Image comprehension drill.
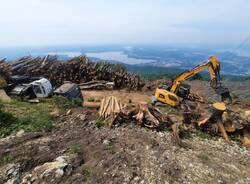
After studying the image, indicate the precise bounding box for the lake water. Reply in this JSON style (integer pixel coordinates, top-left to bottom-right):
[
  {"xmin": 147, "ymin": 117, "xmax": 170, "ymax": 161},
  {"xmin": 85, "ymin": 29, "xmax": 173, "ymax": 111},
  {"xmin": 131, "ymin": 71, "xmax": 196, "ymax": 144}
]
[
  {"xmin": 46, "ymin": 51, "xmax": 82, "ymax": 58},
  {"xmin": 85, "ymin": 51, "xmax": 156, "ymax": 65}
]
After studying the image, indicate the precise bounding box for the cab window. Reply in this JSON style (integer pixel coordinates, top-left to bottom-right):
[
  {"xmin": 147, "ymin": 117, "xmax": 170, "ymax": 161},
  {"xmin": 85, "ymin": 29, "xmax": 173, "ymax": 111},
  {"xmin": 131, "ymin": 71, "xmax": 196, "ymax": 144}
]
[
  {"xmin": 33, "ymin": 85, "xmax": 42, "ymax": 94},
  {"xmin": 168, "ymin": 94, "xmax": 178, "ymax": 102},
  {"xmin": 41, "ymin": 86, "xmax": 46, "ymax": 94},
  {"xmin": 159, "ymin": 94, "xmax": 165, "ymax": 99}
]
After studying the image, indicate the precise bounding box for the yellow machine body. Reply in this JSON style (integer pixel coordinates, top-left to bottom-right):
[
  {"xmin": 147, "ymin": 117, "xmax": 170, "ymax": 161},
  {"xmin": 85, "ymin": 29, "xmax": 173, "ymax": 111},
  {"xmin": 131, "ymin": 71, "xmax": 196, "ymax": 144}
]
[{"xmin": 154, "ymin": 87, "xmax": 180, "ymax": 107}]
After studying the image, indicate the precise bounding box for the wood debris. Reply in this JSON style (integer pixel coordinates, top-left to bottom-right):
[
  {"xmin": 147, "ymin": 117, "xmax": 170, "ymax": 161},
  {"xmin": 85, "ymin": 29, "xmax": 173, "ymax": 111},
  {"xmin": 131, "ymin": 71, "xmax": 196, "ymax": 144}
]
[{"xmin": 181, "ymin": 102, "xmax": 250, "ymax": 146}]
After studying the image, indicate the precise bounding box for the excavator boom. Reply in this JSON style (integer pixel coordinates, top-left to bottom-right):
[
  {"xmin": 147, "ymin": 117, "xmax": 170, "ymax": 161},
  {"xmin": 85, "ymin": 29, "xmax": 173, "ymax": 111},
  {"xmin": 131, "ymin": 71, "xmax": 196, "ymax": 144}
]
[{"xmin": 170, "ymin": 55, "xmax": 221, "ymax": 93}]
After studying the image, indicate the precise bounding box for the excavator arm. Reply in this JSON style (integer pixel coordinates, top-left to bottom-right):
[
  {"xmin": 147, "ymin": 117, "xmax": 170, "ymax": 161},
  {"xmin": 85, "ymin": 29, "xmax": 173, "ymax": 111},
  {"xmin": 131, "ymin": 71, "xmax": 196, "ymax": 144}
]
[{"xmin": 170, "ymin": 55, "xmax": 221, "ymax": 93}]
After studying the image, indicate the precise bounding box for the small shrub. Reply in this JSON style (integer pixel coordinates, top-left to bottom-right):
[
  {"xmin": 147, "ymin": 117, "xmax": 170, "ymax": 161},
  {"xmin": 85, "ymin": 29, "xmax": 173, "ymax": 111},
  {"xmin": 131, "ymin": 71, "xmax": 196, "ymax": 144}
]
[
  {"xmin": 105, "ymin": 142, "xmax": 115, "ymax": 154},
  {"xmin": 72, "ymin": 98, "xmax": 84, "ymax": 106},
  {"xmin": 157, "ymin": 122, "xmax": 169, "ymax": 132},
  {"xmin": 69, "ymin": 144, "xmax": 81, "ymax": 154},
  {"xmin": 162, "ymin": 106, "xmax": 176, "ymax": 113},
  {"xmin": 0, "ymin": 154, "xmax": 14, "ymax": 165},
  {"xmin": 95, "ymin": 99, "xmax": 101, "ymax": 102},
  {"xmin": 144, "ymin": 127, "xmax": 150, "ymax": 132},
  {"xmin": 96, "ymin": 119, "xmax": 105, "ymax": 128},
  {"xmin": 128, "ymin": 99, "xmax": 132, "ymax": 103},
  {"xmin": 52, "ymin": 96, "xmax": 83, "ymax": 109},
  {"xmin": 82, "ymin": 167, "xmax": 93, "ymax": 177},
  {"xmin": 194, "ymin": 130, "xmax": 217, "ymax": 140},
  {"xmin": 179, "ymin": 130, "xmax": 193, "ymax": 139},
  {"xmin": 87, "ymin": 97, "xmax": 95, "ymax": 102},
  {"xmin": 197, "ymin": 153, "xmax": 210, "ymax": 162}
]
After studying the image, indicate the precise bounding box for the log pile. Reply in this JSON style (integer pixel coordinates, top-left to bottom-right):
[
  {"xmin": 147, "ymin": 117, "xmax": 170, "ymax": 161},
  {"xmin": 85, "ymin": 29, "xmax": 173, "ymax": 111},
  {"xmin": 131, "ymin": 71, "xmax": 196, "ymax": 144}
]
[
  {"xmin": 79, "ymin": 80, "xmax": 115, "ymax": 90},
  {"xmin": 98, "ymin": 97, "xmax": 182, "ymax": 141},
  {"xmin": 0, "ymin": 58, "xmax": 11, "ymax": 80},
  {"xmin": 8, "ymin": 55, "xmax": 143, "ymax": 90},
  {"xmin": 99, "ymin": 96, "xmax": 124, "ymax": 119},
  {"xmin": 0, "ymin": 59, "xmax": 11, "ymax": 88}
]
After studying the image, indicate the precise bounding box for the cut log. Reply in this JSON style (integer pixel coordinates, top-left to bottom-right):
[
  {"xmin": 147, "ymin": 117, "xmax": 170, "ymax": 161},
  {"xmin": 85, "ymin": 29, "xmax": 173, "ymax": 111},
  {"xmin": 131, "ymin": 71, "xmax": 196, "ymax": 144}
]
[
  {"xmin": 218, "ymin": 121, "xmax": 230, "ymax": 143},
  {"xmin": 83, "ymin": 101, "xmax": 101, "ymax": 108},
  {"xmin": 99, "ymin": 96, "xmax": 123, "ymax": 119}
]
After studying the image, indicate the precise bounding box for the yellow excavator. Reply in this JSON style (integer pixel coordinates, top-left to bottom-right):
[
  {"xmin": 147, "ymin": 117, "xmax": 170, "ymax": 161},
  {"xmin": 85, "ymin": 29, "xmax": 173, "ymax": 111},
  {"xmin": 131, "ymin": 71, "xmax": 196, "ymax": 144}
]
[{"xmin": 152, "ymin": 55, "xmax": 232, "ymax": 107}]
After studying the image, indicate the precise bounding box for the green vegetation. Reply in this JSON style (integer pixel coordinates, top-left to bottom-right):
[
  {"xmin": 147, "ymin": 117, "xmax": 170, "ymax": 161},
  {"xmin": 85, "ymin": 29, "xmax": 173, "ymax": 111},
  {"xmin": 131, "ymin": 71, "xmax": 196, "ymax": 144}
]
[
  {"xmin": 157, "ymin": 122, "xmax": 169, "ymax": 132},
  {"xmin": 82, "ymin": 167, "xmax": 95, "ymax": 178},
  {"xmin": 105, "ymin": 142, "xmax": 115, "ymax": 154},
  {"xmin": 87, "ymin": 97, "xmax": 95, "ymax": 102},
  {"xmin": 95, "ymin": 119, "xmax": 105, "ymax": 128},
  {"xmin": 194, "ymin": 129, "xmax": 218, "ymax": 140},
  {"xmin": 180, "ymin": 129, "xmax": 218, "ymax": 140},
  {"xmin": 0, "ymin": 154, "xmax": 14, "ymax": 165},
  {"xmin": 179, "ymin": 130, "xmax": 193, "ymax": 139},
  {"xmin": 197, "ymin": 153, "xmax": 210, "ymax": 162},
  {"xmin": 52, "ymin": 96, "xmax": 83, "ymax": 110},
  {"xmin": 162, "ymin": 106, "xmax": 176, "ymax": 113},
  {"xmin": 0, "ymin": 99, "xmax": 55, "ymax": 138},
  {"xmin": 141, "ymin": 73, "xmax": 177, "ymax": 81},
  {"xmin": 69, "ymin": 144, "xmax": 82, "ymax": 154},
  {"xmin": 141, "ymin": 72, "xmax": 209, "ymax": 82},
  {"xmin": 0, "ymin": 96, "xmax": 82, "ymax": 138}
]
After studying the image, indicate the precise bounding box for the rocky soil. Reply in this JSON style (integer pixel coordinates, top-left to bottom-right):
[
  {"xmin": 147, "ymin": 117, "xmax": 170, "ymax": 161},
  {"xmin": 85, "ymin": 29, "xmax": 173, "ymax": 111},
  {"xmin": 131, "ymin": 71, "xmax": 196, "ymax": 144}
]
[{"xmin": 1, "ymin": 107, "xmax": 250, "ymax": 184}]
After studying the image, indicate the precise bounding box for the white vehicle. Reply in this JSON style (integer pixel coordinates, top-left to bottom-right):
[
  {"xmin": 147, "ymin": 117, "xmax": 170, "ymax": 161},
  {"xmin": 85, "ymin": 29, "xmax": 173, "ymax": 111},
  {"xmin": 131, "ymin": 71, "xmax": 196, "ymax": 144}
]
[
  {"xmin": 30, "ymin": 78, "xmax": 53, "ymax": 98},
  {"xmin": 8, "ymin": 77, "xmax": 53, "ymax": 99}
]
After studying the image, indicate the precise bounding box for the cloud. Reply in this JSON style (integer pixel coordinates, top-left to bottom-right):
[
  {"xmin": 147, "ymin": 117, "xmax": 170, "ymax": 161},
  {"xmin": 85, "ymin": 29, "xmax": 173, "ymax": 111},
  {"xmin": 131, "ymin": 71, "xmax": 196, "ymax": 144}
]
[{"xmin": 0, "ymin": 0, "xmax": 249, "ymax": 46}]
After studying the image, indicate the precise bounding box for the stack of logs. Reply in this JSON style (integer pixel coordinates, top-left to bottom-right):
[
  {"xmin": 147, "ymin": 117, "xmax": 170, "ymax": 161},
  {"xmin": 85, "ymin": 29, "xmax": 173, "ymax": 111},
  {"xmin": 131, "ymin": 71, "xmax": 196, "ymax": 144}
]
[
  {"xmin": 4, "ymin": 55, "xmax": 144, "ymax": 90},
  {"xmin": 0, "ymin": 58, "xmax": 11, "ymax": 80}
]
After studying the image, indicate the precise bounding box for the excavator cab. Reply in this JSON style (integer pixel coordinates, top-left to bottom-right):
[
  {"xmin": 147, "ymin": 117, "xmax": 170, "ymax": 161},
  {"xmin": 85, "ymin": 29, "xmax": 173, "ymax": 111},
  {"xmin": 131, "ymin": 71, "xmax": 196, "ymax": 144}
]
[
  {"xmin": 176, "ymin": 83, "xmax": 191, "ymax": 99},
  {"xmin": 153, "ymin": 87, "xmax": 180, "ymax": 107},
  {"xmin": 152, "ymin": 82, "xmax": 191, "ymax": 107}
]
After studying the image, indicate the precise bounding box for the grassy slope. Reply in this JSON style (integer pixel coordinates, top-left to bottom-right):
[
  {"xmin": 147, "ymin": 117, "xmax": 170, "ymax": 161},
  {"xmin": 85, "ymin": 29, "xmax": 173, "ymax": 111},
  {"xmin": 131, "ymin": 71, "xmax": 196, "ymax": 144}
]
[{"xmin": 0, "ymin": 97, "xmax": 82, "ymax": 138}]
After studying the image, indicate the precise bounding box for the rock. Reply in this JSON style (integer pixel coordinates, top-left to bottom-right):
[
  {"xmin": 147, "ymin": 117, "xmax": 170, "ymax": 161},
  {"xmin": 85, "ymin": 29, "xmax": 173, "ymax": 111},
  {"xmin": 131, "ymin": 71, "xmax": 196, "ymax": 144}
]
[
  {"xmin": 103, "ymin": 139, "xmax": 110, "ymax": 145},
  {"xmin": 16, "ymin": 130, "xmax": 25, "ymax": 137},
  {"xmin": 5, "ymin": 177, "xmax": 20, "ymax": 184},
  {"xmin": 0, "ymin": 89, "xmax": 11, "ymax": 102},
  {"xmin": 245, "ymin": 111, "xmax": 250, "ymax": 118},
  {"xmin": 78, "ymin": 114, "xmax": 86, "ymax": 121},
  {"xmin": 21, "ymin": 155, "xmax": 75, "ymax": 184},
  {"xmin": 0, "ymin": 164, "xmax": 20, "ymax": 184}
]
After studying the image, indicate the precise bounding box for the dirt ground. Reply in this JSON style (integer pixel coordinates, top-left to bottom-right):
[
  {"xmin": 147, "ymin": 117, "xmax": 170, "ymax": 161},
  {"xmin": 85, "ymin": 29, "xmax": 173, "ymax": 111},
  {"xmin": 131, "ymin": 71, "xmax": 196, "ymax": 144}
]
[
  {"xmin": 1, "ymin": 80, "xmax": 250, "ymax": 184},
  {"xmin": 1, "ymin": 108, "xmax": 250, "ymax": 184},
  {"xmin": 83, "ymin": 90, "xmax": 152, "ymax": 104}
]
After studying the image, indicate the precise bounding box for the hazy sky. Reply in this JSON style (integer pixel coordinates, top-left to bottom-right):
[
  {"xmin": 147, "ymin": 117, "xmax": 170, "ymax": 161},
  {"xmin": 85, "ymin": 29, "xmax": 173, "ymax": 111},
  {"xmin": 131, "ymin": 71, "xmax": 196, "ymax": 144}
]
[{"xmin": 0, "ymin": 0, "xmax": 249, "ymax": 47}]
